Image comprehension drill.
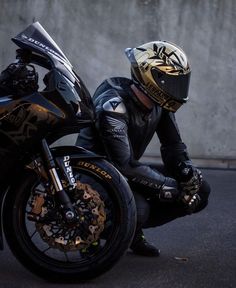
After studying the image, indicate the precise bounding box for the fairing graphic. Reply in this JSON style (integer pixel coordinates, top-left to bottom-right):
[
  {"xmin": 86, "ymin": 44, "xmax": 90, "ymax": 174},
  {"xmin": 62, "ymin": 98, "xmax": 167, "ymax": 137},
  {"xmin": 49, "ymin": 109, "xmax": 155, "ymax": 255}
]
[{"xmin": 0, "ymin": 22, "xmax": 94, "ymax": 154}]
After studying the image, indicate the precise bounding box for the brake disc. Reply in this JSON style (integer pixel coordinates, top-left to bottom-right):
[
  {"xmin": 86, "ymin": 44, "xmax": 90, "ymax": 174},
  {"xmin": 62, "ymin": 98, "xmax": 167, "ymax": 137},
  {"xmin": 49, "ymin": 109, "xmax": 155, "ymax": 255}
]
[{"xmin": 28, "ymin": 180, "xmax": 106, "ymax": 252}]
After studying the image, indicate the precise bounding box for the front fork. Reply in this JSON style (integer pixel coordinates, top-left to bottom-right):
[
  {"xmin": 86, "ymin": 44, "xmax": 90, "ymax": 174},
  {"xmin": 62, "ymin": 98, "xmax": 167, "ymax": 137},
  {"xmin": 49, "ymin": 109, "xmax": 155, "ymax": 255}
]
[{"xmin": 41, "ymin": 139, "xmax": 76, "ymax": 221}]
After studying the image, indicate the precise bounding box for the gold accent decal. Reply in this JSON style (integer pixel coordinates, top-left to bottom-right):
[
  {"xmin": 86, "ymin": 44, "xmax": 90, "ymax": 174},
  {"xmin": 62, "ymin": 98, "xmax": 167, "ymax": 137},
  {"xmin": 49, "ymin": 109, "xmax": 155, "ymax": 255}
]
[{"xmin": 77, "ymin": 161, "xmax": 112, "ymax": 179}]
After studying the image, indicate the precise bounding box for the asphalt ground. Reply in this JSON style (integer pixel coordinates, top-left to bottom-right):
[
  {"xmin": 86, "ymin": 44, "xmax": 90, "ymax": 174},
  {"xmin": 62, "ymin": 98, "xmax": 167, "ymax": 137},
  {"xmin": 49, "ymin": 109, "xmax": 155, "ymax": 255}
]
[{"xmin": 0, "ymin": 168, "xmax": 235, "ymax": 288}]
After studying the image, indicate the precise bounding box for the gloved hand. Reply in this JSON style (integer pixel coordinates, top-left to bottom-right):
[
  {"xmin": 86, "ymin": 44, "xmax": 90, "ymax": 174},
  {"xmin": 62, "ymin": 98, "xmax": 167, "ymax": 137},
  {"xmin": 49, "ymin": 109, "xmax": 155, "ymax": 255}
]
[
  {"xmin": 158, "ymin": 175, "xmax": 201, "ymax": 214},
  {"xmin": 0, "ymin": 62, "xmax": 38, "ymax": 96},
  {"xmin": 181, "ymin": 192, "xmax": 202, "ymax": 214},
  {"xmin": 177, "ymin": 162, "xmax": 203, "ymax": 195},
  {"xmin": 158, "ymin": 177, "xmax": 180, "ymax": 202}
]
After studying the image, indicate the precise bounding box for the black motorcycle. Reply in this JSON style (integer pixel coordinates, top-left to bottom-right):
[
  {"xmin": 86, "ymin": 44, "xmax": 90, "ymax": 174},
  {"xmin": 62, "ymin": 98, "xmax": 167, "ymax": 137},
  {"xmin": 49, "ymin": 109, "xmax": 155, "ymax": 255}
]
[{"xmin": 0, "ymin": 22, "xmax": 136, "ymax": 281}]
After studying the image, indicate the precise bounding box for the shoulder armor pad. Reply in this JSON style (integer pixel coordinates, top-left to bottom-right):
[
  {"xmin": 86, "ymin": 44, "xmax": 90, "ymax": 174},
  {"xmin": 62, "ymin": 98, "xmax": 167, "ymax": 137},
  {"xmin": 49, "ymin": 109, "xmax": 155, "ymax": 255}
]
[{"xmin": 103, "ymin": 97, "xmax": 127, "ymax": 114}]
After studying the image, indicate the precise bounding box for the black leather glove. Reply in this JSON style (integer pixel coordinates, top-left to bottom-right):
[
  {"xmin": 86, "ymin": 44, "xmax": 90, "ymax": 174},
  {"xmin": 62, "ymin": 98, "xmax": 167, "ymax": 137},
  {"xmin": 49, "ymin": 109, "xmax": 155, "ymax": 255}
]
[
  {"xmin": 0, "ymin": 63, "xmax": 38, "ymax": 96},
  {"xmin": 181, "ymin": 192, "xmax": 202, "ymax": 214},
  {"xmin": 177, "ymin": 162, "xmax": 202, "ymax": 195},
  {"xmin": 175, "ymin": 162, "xmax": 203, "ymax": 213},
  {"xmin": 158, "ymin": 177, "xmax": 181, "ymax": 202},
  {"xmin": 158, "ymin": 174, "xmax": 201, "ymax": 214}
]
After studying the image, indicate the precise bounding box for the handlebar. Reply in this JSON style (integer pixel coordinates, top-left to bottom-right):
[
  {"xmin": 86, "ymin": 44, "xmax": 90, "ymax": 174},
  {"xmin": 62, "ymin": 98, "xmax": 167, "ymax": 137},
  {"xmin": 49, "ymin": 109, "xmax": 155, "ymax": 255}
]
[
  {"xmin": 16, "ymin": 49, "xmax": 32, "ymax": 64},
  {"xmin": 15, "ymin": 49, "xmax": 51, "ymax": 70}
]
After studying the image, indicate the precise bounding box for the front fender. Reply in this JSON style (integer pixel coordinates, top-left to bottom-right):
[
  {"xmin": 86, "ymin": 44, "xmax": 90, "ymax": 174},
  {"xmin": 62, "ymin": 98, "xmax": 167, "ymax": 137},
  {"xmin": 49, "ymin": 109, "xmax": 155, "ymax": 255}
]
[
  {"xmin": 51, "ymin": 145, "xmax": 106, "ymax": 187},
  {"xmin": 51, "ymin": 145, "xmax": 105, "ymax": 160}
]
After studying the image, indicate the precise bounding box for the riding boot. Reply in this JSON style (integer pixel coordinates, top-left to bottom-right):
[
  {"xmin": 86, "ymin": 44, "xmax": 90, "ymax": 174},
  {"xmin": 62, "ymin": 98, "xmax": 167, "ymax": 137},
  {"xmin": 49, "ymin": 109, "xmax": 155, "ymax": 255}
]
[{"xmin": 130, "ymin": 229, "xmax": 160, "ymax": 257}]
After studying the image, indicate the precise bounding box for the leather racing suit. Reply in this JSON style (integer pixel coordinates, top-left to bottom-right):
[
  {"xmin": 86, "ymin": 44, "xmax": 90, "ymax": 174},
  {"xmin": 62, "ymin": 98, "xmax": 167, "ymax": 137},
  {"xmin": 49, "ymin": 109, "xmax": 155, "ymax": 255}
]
[
  {"xmin": 77, "ymin": 77, "xmax": 210, "ymax": 227},
  {"xmin": 78, "ymin": 77, "xmax": 190, "ymax": 189}
]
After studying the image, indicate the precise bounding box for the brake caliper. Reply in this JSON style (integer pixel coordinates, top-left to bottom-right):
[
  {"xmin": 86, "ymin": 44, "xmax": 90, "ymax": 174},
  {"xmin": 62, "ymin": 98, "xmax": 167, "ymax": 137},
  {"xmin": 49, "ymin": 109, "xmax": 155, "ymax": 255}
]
[{"xmin": 28, "ymin": 180, "xmax": 106, "ymax": 252}]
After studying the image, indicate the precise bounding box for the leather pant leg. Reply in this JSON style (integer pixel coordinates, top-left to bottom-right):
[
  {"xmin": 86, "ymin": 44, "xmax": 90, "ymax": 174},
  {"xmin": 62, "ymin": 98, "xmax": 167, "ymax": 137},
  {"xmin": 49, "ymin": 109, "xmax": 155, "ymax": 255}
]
[{"xmin": 131, "ymin": 164, "xmax": 211, "ymax": 229}]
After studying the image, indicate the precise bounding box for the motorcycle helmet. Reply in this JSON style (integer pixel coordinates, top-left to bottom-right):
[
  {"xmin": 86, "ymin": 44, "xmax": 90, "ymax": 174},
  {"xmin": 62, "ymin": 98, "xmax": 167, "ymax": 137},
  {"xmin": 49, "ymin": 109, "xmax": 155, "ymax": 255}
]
[{"xmin": 125, "ymin": 41, "xmax": 191, "ymax": 112}]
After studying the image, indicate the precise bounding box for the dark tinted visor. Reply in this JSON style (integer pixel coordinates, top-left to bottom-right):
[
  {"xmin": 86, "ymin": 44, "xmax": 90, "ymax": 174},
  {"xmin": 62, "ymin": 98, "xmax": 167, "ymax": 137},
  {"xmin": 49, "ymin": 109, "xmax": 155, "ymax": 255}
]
[{"xmin": 151, "ymin": 68, "xmax": 191, "ymax": 103}]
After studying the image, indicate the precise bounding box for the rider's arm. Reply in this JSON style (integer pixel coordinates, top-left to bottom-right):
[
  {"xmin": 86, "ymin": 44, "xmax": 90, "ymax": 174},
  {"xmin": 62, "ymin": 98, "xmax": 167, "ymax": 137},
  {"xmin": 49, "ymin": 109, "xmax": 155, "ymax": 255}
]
[
  {"xmin": 156, "ymin": 110, "xmax": 192, "ymax": 175},
  {"xmin": 156, "ymin": 110, "xmax": 202, "ymax": 193}
]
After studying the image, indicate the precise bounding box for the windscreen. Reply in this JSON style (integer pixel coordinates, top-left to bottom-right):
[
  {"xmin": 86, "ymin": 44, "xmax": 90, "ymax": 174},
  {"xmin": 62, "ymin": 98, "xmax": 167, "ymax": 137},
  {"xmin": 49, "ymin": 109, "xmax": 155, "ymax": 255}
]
[
  {"xmin": 11, "ymin": 22, "xmax": 94, "ymax": 120},
  {"xmin": 12, "ymin": 22, "xmax": 75, "ymax": 79}
]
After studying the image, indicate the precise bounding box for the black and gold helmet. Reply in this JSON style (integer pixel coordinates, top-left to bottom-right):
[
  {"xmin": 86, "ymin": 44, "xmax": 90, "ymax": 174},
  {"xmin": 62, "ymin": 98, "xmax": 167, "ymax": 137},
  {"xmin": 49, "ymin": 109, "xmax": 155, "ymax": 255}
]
[{"xmin": 125, "ymin": 41, "xmax": 191, "ymax": 112}]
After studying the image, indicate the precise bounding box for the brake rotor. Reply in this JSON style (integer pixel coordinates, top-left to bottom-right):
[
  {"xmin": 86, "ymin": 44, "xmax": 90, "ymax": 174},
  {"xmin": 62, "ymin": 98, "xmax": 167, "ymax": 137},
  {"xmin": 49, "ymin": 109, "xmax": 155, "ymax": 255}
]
[{"xmin": 28, "ymin": 180, "xmax": 106, "ymax": 252}]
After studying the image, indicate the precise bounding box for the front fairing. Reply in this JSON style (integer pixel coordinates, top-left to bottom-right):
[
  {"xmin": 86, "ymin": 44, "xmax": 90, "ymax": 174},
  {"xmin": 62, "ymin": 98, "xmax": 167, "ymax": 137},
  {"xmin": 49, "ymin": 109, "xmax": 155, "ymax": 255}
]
[
  {"xmin": 0, "ymin": 22, "xmax": 95, "ymax": 154},
  {"xmin": 0, "ymin": 70, "xmax": 93, "ymax": 153},
  {"xmin": 11, "ymin": 22, "xmax": 94, "ymax": 122},
  {"xmin": 0, "ymin": 90, "xmax": 65, "ymax": 153}
]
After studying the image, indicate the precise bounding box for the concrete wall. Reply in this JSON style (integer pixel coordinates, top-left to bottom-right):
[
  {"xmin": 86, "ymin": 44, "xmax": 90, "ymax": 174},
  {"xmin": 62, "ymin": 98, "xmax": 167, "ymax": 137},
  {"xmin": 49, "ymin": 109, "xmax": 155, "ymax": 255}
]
[{"xmin": 0, "ymin": 0, "xmax": 235, "ymax": 161}]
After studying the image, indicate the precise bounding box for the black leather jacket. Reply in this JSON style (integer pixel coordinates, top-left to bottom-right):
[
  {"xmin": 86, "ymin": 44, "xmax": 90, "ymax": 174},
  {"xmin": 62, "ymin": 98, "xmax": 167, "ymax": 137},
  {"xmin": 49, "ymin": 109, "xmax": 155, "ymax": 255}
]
[{"xmin": 77, "ymin": 77, "xmax": 192, "ymax": 191}]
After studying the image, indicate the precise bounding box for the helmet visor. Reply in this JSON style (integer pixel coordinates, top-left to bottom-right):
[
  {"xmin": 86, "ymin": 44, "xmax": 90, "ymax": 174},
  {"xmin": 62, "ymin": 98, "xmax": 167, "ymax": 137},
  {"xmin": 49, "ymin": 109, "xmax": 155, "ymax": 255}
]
[{"xmin": 151, "ymin": 68, "xmax": 191, "ymax": 103}]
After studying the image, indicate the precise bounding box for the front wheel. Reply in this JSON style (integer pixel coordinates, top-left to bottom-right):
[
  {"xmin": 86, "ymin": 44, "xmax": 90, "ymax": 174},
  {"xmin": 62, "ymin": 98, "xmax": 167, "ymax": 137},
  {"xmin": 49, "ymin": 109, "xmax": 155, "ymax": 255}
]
[{"xmin": 3, "ymin": 159, "xmax": 136, "ymax": 282}]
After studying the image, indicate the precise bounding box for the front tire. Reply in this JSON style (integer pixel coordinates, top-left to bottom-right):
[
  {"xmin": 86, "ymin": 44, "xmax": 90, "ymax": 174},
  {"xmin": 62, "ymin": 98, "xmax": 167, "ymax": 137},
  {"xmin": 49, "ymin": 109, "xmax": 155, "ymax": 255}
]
[{"xmin": 3, "ymin": 159, "xmax": 136, "ymax": 282}]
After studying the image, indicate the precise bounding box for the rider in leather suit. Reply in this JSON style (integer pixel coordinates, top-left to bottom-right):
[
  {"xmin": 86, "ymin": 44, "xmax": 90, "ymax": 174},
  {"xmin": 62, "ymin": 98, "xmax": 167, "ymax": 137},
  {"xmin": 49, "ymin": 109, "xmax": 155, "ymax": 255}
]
[{"xmin": 77, "ymin": 41, "xmax": 211, "ymax": 257}]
